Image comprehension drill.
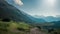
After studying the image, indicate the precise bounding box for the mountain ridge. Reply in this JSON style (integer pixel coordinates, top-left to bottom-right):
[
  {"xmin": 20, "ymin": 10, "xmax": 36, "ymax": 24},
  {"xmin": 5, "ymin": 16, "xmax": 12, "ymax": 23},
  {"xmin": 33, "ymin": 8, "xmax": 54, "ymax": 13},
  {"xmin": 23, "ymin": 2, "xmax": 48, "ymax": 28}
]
[
  {"xmin": 0, "ymin": 0, "xmax": 46, "ymax": 23},
  {"xmin": 34, "ymin": 15, "xmax": 60, "ymax": 22}
]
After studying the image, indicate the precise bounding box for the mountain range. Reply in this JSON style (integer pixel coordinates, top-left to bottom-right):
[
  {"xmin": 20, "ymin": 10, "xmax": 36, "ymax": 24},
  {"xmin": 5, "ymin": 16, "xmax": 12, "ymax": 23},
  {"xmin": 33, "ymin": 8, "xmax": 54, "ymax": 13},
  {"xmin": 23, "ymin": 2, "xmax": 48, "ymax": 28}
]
[
  {"xmin": 34, "ymin": 15, "xmax": 60, "ymax": 22},
  {"xmin": 0, "ymin": 0, "xmax": 46, "ymax": 23}
]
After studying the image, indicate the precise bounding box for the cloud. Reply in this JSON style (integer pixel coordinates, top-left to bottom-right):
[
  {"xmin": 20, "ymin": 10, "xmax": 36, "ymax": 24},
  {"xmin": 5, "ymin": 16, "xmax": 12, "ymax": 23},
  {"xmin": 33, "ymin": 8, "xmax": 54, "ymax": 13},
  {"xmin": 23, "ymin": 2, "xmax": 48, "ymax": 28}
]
[{"xmin": 13, "ymin": 0, "xmax": 23, "ymax": 6}]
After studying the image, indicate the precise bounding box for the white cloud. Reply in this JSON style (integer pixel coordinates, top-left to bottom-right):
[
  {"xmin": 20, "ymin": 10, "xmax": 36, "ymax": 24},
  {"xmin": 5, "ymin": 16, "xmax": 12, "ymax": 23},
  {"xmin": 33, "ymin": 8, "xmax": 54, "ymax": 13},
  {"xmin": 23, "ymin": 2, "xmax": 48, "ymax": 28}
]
[{"xmin": 13, "ymin": 0, "xmax": 23, "ymax": 6}]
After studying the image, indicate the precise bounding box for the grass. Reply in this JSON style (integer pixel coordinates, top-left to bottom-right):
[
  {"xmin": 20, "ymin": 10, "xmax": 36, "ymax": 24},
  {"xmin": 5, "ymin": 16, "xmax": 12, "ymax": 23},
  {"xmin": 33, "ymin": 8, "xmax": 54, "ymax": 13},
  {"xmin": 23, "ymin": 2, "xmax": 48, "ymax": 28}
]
[
  {"xmin": 0, "ymin": 20, "xmax": 60, "ymax": 34},
  {"xmin": 0, "ymin": 21, "xmax": 30, "ymax": 34}
]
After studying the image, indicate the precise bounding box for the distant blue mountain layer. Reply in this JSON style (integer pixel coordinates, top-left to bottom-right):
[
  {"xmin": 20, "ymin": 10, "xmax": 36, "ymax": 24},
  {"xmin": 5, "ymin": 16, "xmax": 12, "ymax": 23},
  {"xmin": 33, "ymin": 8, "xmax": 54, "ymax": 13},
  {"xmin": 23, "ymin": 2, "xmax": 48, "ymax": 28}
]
[{"xmin": 34, "ymin": 15, "xmax": 60, "ymax": 22}]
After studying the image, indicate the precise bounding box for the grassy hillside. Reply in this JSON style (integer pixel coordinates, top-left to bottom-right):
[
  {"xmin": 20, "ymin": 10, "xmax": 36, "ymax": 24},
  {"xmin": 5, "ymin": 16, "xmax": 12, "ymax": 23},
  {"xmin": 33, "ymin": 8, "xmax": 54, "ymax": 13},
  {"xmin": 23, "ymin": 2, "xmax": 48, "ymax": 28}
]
[
  {"xmin": 0, "ymin": 19, "xmax": 60, "ymax": 34},
  {"xmin": 0, "ymin": 21, "xmax": 31, "ymax": 34}
]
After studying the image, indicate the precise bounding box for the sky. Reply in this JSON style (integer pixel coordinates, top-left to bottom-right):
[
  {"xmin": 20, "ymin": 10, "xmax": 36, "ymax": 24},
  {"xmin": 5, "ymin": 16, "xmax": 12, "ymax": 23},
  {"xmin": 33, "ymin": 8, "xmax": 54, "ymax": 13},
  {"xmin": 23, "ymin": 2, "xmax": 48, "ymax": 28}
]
[{"xmin": 6, "ymin": 0, "xmax": 60, "ymax": 17}]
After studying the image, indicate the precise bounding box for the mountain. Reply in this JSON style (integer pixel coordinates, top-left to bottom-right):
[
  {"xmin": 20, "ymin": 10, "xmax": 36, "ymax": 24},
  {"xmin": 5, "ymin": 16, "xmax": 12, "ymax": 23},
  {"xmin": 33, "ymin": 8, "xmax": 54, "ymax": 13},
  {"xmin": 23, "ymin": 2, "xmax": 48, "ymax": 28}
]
[
  {"xmin": 0, "ymin": 0, "xmax": 46, "ymax": 23},
  {"xmin": 44, "ymin": 16, "xmax": 58, "ymax": 22},
  {"xmin": 44, "ymin": 16, "xmax": 60, "ymax": 22},
  {"xmin": 34, "ymin": 15, "xmax": 60, "ymax": 22},
  {"xmin": 33, "ymin": 17, "xmax": 46, "ymax": 23},
  {"xmin": 0, "ymin": 0, "xmax": 34, "ymax": 23}
]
